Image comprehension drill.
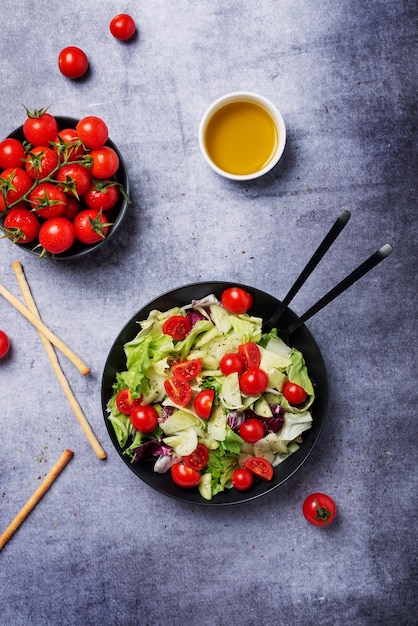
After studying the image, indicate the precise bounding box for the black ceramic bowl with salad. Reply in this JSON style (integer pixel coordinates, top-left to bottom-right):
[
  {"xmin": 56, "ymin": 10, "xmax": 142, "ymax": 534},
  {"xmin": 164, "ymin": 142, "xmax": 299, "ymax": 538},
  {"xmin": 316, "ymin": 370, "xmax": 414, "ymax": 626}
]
[
  {"xmin": 101, "ymin": 282, "xmax": 328, "ymax": 506},
  {"xmin": 0, "ymin": 113, "xmax": 129, "ymax": 261}
]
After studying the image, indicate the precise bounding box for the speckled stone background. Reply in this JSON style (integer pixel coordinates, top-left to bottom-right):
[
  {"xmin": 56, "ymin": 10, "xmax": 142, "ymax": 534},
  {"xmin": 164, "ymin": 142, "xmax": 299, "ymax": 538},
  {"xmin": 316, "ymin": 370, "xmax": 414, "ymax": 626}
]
[{"xmin": 0, "ymin": 1, "xmax": 417, "ymax": 625}]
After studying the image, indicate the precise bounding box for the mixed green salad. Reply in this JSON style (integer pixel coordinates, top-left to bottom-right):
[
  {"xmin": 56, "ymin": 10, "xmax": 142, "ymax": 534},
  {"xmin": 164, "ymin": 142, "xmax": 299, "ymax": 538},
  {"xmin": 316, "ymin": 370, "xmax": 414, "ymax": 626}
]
[{"xmin": 106, "ymin": 290, "xmax": 315, "ymax": 500}]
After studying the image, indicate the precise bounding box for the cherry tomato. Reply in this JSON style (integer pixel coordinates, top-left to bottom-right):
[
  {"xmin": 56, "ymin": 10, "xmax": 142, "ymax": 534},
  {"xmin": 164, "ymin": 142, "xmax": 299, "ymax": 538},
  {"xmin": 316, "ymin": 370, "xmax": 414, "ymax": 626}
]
[
  {"xmin": 0, "ymin": 167, "xmax": 33, "ymax": 208},
  {"xmin": 38, "ymin": 217, "xmax": 75, "ymax": 255},
  {"xmin": 56, "ymin": 163, "xmax": 91, "ymax": 198},
  {"xmin": 171, "ymin": 463, "xmax": 201, "ymax": 488},
  {"xmin": 84, "ymin": 181, "xmax": 120, "ymax": 211},
  {"xmin": 0, "ymin": 138, "xmax": 25, "ymax": 169},
  {"xmin": 219, "ymin": 352, "xmax": 244, "ymax": 375},
  {"xmin": 23, "ymin": 108, "xmax": 58, "ymax": 145},
  {"xmin": 110, "ymin": 14, "xmax": 136, "ymax": 41},
  {"xmin": 193, "ymin": 389, "xmax": 215, "ymax": 420},
  {"xmin": 73, "ymin": 208, "xmax": 111, "ymax": 244},
  {"xmin": 76, "ymin": 116, "xmax": 109, "ymax": 150},
  {"xmin": 115, "ymin": 389, "xmax": 143, "ymax": 415},
  {"xmin": 238, "ymin": 342, "xmax": 261, "ymax": 369},
  {"xmin": 302, "ymin": 493, "xmax": 337, "ymax": 527},
  {"xmin": 244, "ymin": 457, "xmax": 273, "ymax": 481},
  {"xmin": 221, "ymin": 286, "xmax": 253, "ymax": 314},
  {"xmin": 130, "ymin": 404, "xmax": 158, "ymax": 434},
  {"xmin": 183, "ymin": 443, "xmax": 209, "ymax": 471},
  {"xmin": 54, "ymin": 128, "xmax": 86, "ymax": 160},
  {"xmin": 0, "ymin": 329, "xmax": 11, "ymax": 359},
  {"xmin": 239, "ymin": 368, "xmax": 268, "ymax": 396},
  {"xmin": 58, "ymin": 46, "xmax": 88, "ymax": 79},
  {"xmin": 164, "ymin": 377, "xmax": 192, "ymax": 407},
  {"xmin": 3, "ymin": 207, "xmax": 40, "ymax": 244},
  {"xmin": 239, "ymin": 417, "xmax": 265, "ymax": 443},
  {"xmin": 29, "ymin": 182, "xmax": 67, "ymax": 219},
  {"xmin": 283, "ymin": 381, "xmax": 308, "ymax": 405},
  {"xmin": 60, "ymin": 196, "xmax": 80, "ymax": 221},
  {"xmin": 25, "ymin": 146, "xmax": 58, "ymax": 179},
  {"xmin": 162, "ymin": 315, "xmax": 191, "ymax": 340},
  {"xmin": 88, "ymin": 146, "xmax": 119, "ymax": 179},
  {"xmin": 232, "ymin": 467, "xmax": 254, "ymax": 491},
  {"xmin": 172, "ymin": 358, "xmax": 202, "ymax": 380}
]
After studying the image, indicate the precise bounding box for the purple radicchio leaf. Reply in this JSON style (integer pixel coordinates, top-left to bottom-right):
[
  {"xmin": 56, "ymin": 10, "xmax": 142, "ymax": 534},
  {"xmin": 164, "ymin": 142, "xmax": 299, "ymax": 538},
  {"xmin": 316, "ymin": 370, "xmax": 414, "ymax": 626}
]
[
  {"xmin": 186, "ymin": 310, "xmax": 207, "ymax": 329},
  {"xmin": 159, "ymin": 406, "xmax": 174, "ymax": 423},
  {"xmin": 133, "ymin": 439, "xmax": 163, "ymax": 462}
]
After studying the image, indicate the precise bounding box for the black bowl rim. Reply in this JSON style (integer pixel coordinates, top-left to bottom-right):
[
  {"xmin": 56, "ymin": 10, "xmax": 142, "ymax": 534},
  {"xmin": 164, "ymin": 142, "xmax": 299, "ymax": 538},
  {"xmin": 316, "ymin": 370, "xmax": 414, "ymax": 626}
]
[
  {"xmin": 101, "ymin": 281, "xmax": 329, "ymax": 506},
  {"xmin": 1, "ymin": 115, "xmax": 130, "ymax": 261}
]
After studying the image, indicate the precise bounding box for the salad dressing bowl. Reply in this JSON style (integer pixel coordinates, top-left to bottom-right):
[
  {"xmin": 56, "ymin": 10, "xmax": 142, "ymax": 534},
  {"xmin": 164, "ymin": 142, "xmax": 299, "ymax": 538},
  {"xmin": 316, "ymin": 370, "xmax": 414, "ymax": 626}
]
[{"xmin": 101, "ymin": 282, "xmax": 328, "ymax": 506}]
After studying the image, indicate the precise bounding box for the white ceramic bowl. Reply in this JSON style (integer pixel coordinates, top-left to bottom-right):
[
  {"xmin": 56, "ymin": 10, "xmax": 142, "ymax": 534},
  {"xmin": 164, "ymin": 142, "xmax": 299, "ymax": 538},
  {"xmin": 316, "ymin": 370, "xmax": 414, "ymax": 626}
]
[{"xmin": 199, "ymin": 91, "xmax": 286, "ymax": 181}]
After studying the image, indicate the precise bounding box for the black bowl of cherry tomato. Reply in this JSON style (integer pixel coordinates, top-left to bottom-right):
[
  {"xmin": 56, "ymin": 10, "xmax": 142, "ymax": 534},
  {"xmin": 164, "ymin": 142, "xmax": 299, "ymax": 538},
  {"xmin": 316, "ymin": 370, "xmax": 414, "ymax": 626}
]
[
  {"xmin": 0, "ymin": 112, "xmax": 130, "ymax": 260},
  {"xmin": 101, "ymin": 281, "xmax": 328, "ymax": 506}
]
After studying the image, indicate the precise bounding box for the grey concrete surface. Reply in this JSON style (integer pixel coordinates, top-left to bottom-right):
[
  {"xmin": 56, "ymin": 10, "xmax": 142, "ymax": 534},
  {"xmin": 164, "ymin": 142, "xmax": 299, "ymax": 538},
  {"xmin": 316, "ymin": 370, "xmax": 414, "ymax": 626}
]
[{"xmin": 0, "ymin": 1, "xmax": 416, "ymax": 625}]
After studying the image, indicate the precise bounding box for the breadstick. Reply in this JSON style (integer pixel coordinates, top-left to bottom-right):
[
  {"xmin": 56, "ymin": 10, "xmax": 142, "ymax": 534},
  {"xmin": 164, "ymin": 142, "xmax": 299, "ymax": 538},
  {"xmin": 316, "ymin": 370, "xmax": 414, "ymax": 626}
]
[
  {"xmin": 0, "ymin": 449, "xmax": 74, "ymax": 551},
  {"xmin": 12, "ymin": 262, "xmax": 106, "ymax": 460},
  {"xmin": 0, "ymin": 281, "xmax": 90, "ymax": 376}
]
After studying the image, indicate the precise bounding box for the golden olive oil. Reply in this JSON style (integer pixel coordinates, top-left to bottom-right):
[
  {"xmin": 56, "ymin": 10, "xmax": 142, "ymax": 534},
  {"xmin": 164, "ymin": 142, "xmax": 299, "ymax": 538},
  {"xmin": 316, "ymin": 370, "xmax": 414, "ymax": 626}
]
[{"xmin": 204, "ymin": 101, "xmax": 278, "ymax": 175}]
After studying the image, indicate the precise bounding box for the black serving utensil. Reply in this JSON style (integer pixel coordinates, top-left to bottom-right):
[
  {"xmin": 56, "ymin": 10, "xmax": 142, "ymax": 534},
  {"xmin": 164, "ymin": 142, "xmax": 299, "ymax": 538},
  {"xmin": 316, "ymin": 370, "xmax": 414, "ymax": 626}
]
[
  {"xmin": 263, "ymin": 210, "xmax": 351, "ymax": 332},
  {"xmin": 277, "ymin": 243, "xmax": 393, "ymax": 343}
]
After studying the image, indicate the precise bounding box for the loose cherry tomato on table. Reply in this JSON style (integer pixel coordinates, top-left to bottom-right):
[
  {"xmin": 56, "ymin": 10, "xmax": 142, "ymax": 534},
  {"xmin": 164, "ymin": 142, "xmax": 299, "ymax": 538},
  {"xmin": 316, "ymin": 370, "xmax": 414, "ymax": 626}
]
[
  {"xmin": 73, "ymin": 209, "xmax": 112, "ymax": 244},
  {"xmin": 164, "ymin": 377, "xmax": 192, "ymax": 407},
  {"xmin": 0, "ymin": 138, "xmax": 25, "ymax": 169},
  {"xmin": 110, "ymin": 14, "xmax": 136, "ymax": 40},
  {"xmin": 25, "ymin": 146, "xmax": 59, "ymax": 179},
  {"xmin": 183, "ymin": 443, "xmax": 209, "ymax": 471},
  {"xmin": 193, "ymin": 389, "xmax": 215, "ymax": 420},
  {"xmin": 29, "ymin": 183, "xmax": 67, "ymax": 219},
  {"xmin": 232, "ymin": 467, "xmax": 254, "ymax": 491},
  {"xmin": 58, "ymin": 46, "xmax": 89, "ymax": 79},
  {"xmin": 38, "ymin": 217, "xmax": 75, "ymax": 255},
  {"xmin": 219, "ymin": 352, "xmax": 244, "ymax": 375},
  {"xmin": 84, "ymin": 181, "xmax": 120, "ymax": 211},
  {"xmin": 76, "ymin": 116, "xmax": 109, "ymax": 150},
  {"xmin": 302, "ymin": 493, "xmax": 337, "ymax": 527},
  {"xmin": 3, "ymin": 207, "xmax": 40, "ymax": 244},
  {"xmin": 172, "ymin": 358, "xmax": 202, "ymax": 380},
  {"xmin": 283, "ymin": 381, "xmax": 308, "ymax": 405},
  {"xmin": 244, "ymin": 457, "xmax": 273, "ymax": 481},
  {"xmin": 239, "ymin": 417, "xmax": 265, "ymax": 443},
  {"xmin": 171, "ymin": 463, "xmax": 201, "ymax": 488},
  {"xmin": 162, "ymin": 315, "xmax": 191, "ymax": 340},
  {"xmin": 88, "ymin": 146, "xmax": 119, "ymax": 179},
  {"xmin": 130, "ymin": 404, "xmax": 158, "ymax": 434},
  {"xmin": 239, "ymin": 367, "xmax": 268, "ymax": 396},
  {"xmin": 56, "ymin": 163, "xmax": 91, "ymax": 198},
  {"xmin": 221, "ymin": 286, "xmax": 253, "ymax": 314},
  {"xmin": 23, "ymin": 108, "xmax": 58, "ymax": 145},
  {"xmin": 0, "ymin": 330, "xmax": 11, "ymax": 359},
  {"xmin": 238, "ymin": 342, "xmax": 261, "ymax": 369}
]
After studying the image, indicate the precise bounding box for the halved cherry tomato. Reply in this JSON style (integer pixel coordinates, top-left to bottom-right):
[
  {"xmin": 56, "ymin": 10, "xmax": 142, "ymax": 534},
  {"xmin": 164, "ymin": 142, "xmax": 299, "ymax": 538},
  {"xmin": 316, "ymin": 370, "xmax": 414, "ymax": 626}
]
[
  {"xmin": 283, "ymin": 381, "xmax": 308, "ymax": 405},
  {"xmin": 162, "ymin": 315, "xmax": 191, "ymax": 340},
  {"xmin": 244, "ymin": 457, "xmax": 273, "ymax": 481},
  {"xmin": 232, "ymin": 467, "xmax": 254, "ymax": 491},
  {"xmin": 239, "ymin": 417, "xmax": 265, "ymax": 443},
  {"xmin": 239, "ymin": 368, "xmax": 268, "ymax": 396},
  {"xmin": 183, "ymin": 443, "xmax": 209, "ymax": 471},
  {"xmin": 302, "ymin": 493, "xmax": 337, "ymax": 527},
  {"xmin": 238, "ymin": 342, "xmax": 261, "ymax": 369},
  {"xmin": 130, "ymin": 404, "xmax": 158, "ymax": 433},
  {"xmin": 172, "ymin": 358, "xmax": 202, "ymax": 380},
  {"xmin": 219, "ymin": 352, "xmax": 244, "ymax": 375},
  {"xmin": 164, "ymin": 377, "xmax": 192, "ymax": 407},
  {"xmin": 193, "ymin": 389, "xmax": 215, "ymax": 420},
  {"xmin": 115, "ymin": 388, "xmax": 143, "ymax": 415},
  {"xmin": 221, "ymin": 286, "xmax": 253, "ymax": 314},
  {"xmin": 171, "ymin": 462, "xmax": 201, "ymax": 488}
]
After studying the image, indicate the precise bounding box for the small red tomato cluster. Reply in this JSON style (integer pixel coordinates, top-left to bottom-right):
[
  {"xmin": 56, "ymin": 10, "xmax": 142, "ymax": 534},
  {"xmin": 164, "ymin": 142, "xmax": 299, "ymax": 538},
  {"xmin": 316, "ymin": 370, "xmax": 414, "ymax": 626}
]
[{"xmin": 0, "ymin": 108, "xmax": 129, "ymax": 257}]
